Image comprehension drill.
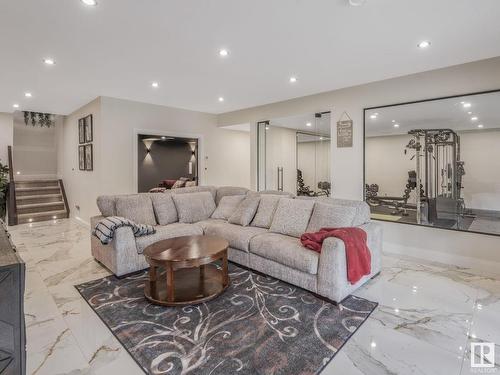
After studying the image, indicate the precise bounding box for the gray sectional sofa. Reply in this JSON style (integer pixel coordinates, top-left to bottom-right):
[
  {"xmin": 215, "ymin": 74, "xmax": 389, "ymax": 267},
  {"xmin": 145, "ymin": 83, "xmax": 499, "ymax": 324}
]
[{"xmin": 90, "ymin": 186, "xmax": 382, "ymax": 303}]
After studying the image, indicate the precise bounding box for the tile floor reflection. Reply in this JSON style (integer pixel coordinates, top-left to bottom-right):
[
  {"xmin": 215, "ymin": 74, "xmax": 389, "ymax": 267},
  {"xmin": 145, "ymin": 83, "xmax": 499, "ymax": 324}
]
[{"xmin": 8, "ymin": 219, "xmax": 500, "ymax": 375}]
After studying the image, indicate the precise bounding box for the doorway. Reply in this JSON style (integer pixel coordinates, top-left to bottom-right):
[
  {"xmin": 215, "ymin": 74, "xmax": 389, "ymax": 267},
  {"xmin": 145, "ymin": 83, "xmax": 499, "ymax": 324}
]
[
  {"xmin": 257, "ymin": 112, "xmax": 331, "ymax": 196},
  {"xmin": 137, "ymin": 134, "xmax": 198, "ymax": 193}
]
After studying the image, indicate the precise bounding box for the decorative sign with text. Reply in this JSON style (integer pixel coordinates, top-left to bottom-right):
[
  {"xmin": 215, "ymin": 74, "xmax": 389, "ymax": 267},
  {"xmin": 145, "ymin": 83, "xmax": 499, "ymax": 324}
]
[{"xmin": 337, "ymin": 118, "xmax": 353, "ymax": 148}]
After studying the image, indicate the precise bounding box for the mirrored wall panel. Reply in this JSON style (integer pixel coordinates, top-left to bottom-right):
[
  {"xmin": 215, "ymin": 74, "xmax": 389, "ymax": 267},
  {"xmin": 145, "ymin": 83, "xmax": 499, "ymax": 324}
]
[
  {"xmin": 364, "ymin": 90, "xmax": 500, "ymax": 236},
  {"xmin": 257, "ymin": 112, "xmax": 331, "ymax": 196}
]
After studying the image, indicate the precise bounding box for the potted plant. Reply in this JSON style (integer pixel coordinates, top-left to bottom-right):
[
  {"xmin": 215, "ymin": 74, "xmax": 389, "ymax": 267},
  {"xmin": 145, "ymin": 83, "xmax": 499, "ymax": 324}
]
[{"xmin": 0, "ymin": 160, "xmax": 9, "ymax": 221}]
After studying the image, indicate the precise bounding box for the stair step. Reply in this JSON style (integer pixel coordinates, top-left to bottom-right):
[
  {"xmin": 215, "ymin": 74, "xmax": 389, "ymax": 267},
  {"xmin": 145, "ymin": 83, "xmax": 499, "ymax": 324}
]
[
  {"xmin": 17, "ymin": 202, "xmax": 66, "ymax": 215},
  {"xmin": 15, "ymin": 186, "xmax": 61, "ymax": 196},
  {"xmin": 17, "ymin": 193, "xmax": 63, "ymax": 204},
  {"xmin": 18, "ymin": 209, "xmax": 68, "ymax": 224},
  {"xmin": 15, "ymin": 180, "xmax": 59, "ymax": 188}
]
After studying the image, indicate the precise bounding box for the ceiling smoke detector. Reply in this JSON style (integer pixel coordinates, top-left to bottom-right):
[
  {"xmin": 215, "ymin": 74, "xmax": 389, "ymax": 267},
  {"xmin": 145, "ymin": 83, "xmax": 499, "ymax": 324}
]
[{"xmin": 349, "ymin": 0, "xmax": 366, "ymax": 6}]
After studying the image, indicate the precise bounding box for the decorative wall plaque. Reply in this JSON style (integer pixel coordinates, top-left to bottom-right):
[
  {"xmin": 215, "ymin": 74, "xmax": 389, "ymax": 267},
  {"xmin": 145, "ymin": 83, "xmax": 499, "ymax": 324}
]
[{"xmin": 337, "ymin": 112, "xmax": 353, "ymax": 148}]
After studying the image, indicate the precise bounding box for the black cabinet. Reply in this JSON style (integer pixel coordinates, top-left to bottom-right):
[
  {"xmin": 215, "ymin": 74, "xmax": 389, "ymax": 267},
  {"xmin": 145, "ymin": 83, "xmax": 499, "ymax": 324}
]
[{"xmin": 0, "ymin": 221, "xmax": 26, "ymax": 375}]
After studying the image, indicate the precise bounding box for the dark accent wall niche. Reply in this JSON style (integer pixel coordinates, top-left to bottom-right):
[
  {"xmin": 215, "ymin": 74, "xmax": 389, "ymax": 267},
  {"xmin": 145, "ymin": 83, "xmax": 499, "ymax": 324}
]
[{"xmin": 138, "ymin": 135, "xmax": 198, "ymax": 193}]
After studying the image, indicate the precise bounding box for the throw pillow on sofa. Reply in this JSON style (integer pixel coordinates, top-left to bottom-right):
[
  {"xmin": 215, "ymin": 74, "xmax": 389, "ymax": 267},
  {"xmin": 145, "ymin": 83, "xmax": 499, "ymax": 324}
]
[
  {"xmin": 306, "ymin": 202, "xmax": 357, "ymax": 232},
  {"xmin": 251, "ymin": 194, "xmax": 283, "ymax": 228},
  {"xmin": 115, "ymin": 195, "xmax": 157, "ymax": 226},
  {"xmin": 96, "ymin": 195, "xmax": 117, "ymax": 217},
  {"xmin": 228, "ymin": 195, "xmax": 260, "ymax": 226},
  {"xmin": 211, "ymin": 195, "xmax": 246, "ymax": 220},
  {"xmin": 172, "ymin": 191, "xmax": 216, "ymax": 223},
  {"xmin": 150, "ymin": 193, "xmax": 178, "ymax": 225},
  {"xmin": 269, "ymin": 198, "xmax": 315, "ymax": 237}
]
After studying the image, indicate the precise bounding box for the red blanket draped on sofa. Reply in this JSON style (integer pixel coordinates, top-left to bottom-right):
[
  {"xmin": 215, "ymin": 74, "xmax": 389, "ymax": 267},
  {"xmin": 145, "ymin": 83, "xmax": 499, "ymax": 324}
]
[{"xmin": 300, "ymin": 227, "xmax": 371, "ymax": 284}]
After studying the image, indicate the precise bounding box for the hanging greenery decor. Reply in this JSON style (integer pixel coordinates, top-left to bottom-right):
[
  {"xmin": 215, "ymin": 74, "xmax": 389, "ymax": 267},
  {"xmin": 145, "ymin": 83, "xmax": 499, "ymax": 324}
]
[{"xmin": 23, "ymin": 111, "xmax": 55, "ymax": 128}]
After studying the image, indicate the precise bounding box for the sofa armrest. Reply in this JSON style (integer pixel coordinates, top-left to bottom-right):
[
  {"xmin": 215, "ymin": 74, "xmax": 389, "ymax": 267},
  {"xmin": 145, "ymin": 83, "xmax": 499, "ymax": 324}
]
[
  {"xmin": 316, "ymin": 222, "xmax": 383, "ymax": 302},
  {"xmin": 90, "ymin": 215, "xmax": 146, "ymax": 276}
]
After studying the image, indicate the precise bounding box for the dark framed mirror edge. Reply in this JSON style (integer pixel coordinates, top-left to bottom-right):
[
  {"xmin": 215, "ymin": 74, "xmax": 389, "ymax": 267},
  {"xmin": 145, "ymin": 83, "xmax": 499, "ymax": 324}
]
[{"xmin": 362, "ymin": 88, "xmax": 500, "ymax": 238}]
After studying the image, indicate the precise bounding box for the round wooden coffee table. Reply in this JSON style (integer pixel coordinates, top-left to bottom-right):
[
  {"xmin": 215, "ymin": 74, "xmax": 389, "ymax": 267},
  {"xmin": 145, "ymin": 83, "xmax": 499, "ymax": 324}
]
[{"xmin": 143, "ymin": 235, "xmax": 230, "ymax": 306}]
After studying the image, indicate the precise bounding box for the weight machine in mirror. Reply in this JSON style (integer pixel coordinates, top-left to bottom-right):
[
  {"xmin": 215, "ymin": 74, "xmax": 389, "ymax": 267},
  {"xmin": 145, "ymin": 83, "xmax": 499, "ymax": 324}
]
[{"xmin": 364, "ymin": 89, "xmax": 500, "ymax": 236}]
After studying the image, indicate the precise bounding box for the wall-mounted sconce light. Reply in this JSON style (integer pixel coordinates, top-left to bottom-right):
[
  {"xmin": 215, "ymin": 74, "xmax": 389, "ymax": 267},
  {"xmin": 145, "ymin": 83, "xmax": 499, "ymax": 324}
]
[
  {"xmin": 146, "ymin": 147, "xmax": 151, "ymax": 153},
  {"xmin": 191, "ymin": 151, "xmax": 195, "ymax": 156}
]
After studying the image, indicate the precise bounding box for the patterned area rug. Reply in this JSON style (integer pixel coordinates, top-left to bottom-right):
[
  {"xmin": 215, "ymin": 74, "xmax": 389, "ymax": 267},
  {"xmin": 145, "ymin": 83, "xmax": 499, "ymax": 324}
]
[{"xmin": 76, "ymin": 263, "xmax": 377, "ymax": 375}]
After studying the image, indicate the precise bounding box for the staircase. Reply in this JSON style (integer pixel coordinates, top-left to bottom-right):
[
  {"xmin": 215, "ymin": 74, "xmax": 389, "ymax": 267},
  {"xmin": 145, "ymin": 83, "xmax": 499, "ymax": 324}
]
[{"xmin": 14, "ymin": 180, "xmax": 70, "ymax": 224}]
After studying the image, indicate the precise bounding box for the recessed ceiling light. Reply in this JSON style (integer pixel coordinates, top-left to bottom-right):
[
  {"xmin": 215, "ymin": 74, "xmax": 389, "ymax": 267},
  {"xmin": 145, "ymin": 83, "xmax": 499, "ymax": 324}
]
[
  {"xmin": 218, "ymin": 97, "xmax": 225, "ymax": 102},
  {"xmin": 151, "ymin": 82, "xmax": 159, "ymax": 88},
  {"xmin": 289, "ymin": 76, "xmax": 297, "ymax": 83},
  {"xmin": 219, "ymin": 49, "xmax": 229, "ymax": 57},
  {"xmin": 24, "ymin": 92, "xmax": 32, "ymax": 98},
  {"xmin": 306, "ymin": 122, "xmax": 312, "ymax": 127},
  {"xmin": 477, "ymin": 124, "xmax": 484, "ymax": 128},
  {"xmin": 462, "ymin": 102, "xmax": 471, "ymax": 108},
  {"xmin": 13, "ymin": 104, "xmax": 19, "ymax": 109},
  {"xmin": 393, "ymin": 123, "xmax": 400, "ymax": 128},
  {"xmin": 417, "ymin": 40, "xmax": 431, "ymax": 49},
  {"xmin": 467, "ymin": 111, "xmax": 472, "ymax": 115},
  {"xmin": 370, "ymin": 114, "xmax": 378, "ymax": 119},
  {"xmin": 471, "ymin": 116, "xmax": 478, "ymax": 121},
  {"xmin": 81, "ymin": 0, "xmax": 97, "ymax": 6},
  {"xmin": 265, "ymin": 126, "xmax": 270, "ymax": 130},
  {"xmin": 43, "ymin": 58, "xmax": 55, "ymax": 65},
  {"xmin": 392, "ymin": 120, "xmax": 396, "ymax": 123}
]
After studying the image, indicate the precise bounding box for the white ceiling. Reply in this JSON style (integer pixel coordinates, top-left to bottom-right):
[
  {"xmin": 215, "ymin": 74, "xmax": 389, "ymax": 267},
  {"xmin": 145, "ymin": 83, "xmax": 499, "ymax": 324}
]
[
  {"xmin": 1, "ymin": 0, "xmax": 500, "ymax": 115},
  {"xmin": 365, "ymin": 90, "xmax": 500, "ymax": 137}
]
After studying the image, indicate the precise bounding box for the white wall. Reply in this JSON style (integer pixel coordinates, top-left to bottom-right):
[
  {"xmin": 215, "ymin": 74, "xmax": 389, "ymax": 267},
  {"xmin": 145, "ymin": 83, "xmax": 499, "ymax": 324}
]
[
  {"xmin": 59, "ymin": 96, "xmax": 251, "ymax": 224},
  {"xmin": 13, "ymin": 116, "xmax": 61, "ymax": 180},
  {"xmin": 60, "ymin": 98, "xmax": 103, "ymax": 223},
  {"xmin": 218, "ymin": 56, "xmax": 500, "ymax": 268},
  {"xmin": 0, "ymin": 113, "xmax": 13, "ymax": 167}
]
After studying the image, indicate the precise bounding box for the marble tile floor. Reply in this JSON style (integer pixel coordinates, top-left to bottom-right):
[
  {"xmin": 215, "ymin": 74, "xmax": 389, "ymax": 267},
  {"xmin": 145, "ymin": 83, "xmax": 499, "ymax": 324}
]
[{"xmin": 8, "ymin": 219, "xmax": 500, "ymax": 375}]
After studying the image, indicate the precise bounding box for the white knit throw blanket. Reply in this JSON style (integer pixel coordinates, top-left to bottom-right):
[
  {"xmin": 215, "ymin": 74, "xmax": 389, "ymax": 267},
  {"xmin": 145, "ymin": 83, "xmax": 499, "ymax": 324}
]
[{"xmin": 92, "ymin": 216, "xmax": 155, "ymax": 245}]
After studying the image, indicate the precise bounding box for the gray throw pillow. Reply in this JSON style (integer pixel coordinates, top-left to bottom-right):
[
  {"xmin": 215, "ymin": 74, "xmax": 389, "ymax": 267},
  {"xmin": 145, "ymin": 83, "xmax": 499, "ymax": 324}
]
[
  {"xmin": 115, "ymin": 195, "xmax": 156, "ymax": 225},
  {"xmin": 269, "ymin": 198, "xmax": 315, "ymax": 237},
  {"xmin": 251, "ymin": 194, "xmax": 283, "ymax": 228},
  {"xmin": 171, "ymin": 191, "xmax": 216, "ymax": 223},
  {"xmin": 150, "ymin": 193, "xmax": 178, "ymax": 225},
  {"xmin": 228, "ymin": 195, "xmax": 261, "ymax": 226},
  {"xmin": 306, "ymin": 202, "xmax": 357, "ymax": 232},
  {"xmin": 211, "ymin": 195, "xmax": 246, "ymax": 220},
  {"xmin": 96, "ymin": 195, "xmax": 117, "ymax": 217}
]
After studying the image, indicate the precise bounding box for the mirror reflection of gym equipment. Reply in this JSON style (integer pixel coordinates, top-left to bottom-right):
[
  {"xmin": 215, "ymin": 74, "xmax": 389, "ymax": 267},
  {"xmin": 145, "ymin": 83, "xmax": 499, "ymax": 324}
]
[
  {"xmin": 365, "ymin": 90, "xmax": 500, "ymax": 236},
  {"xmin": 257, "ymin": 112, "xmax": 331, "ymax": 197}
]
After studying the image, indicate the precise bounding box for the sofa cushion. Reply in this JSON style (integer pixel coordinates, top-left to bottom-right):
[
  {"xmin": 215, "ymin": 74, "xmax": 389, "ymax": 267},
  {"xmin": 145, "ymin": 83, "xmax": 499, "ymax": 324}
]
[
  {"xmin": 150, "ymin": 193, "xmax": 178, "ymax": 225},
  {"xmin": 228, "ymin": 195, "xmax": 260, "ymax": 226},
  {"xmin": 306, "ymin": 202, "xmax": 357, "ymax": 232},
  {"xmin": 250, "ymin": 233, "xmax": 319, "ymax": 274},
  {"xmin": 205, "ymin": 222, "xmax": 268, "ymax": 252},
  {"xmin": 297, "ymin": 196, "xmax": 371, "ymax": 226},
  {"xmin": 171, "ymin": 191, "xmax": 216, "ymax": 223},
  {"xmin": 96, "ymin": 195, "xmax": 117, "ymax": 217},
  {"xmin": 135, "ymin": 223, "xmax": 203, "ymax": 253},
  {"xmin": 251, "ymin": 194, "xmax": 282, "ymax": 228},
  {"xmin": 115, "ymin": 195, "xmax": 156, "ymax": 225},
  {"xmin": 194, "ymin": 218, "xmax": 227, "ymax": 232},
  {"xmin": 211, "ymin": 195, "xmax": 246, "ymax": 220},
  {"xmin": 269, "ymin": 198, "xmax": 315, "ymax": 237},
  {"xmin": 171, "ymin": 185, "xmax": 217, "ymax": 200},
  {"xmin": 215, "ymin": 186, "xmax": 250, "ymax": 205}
]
